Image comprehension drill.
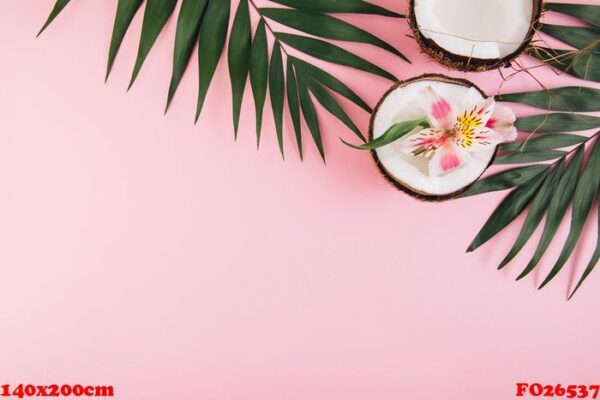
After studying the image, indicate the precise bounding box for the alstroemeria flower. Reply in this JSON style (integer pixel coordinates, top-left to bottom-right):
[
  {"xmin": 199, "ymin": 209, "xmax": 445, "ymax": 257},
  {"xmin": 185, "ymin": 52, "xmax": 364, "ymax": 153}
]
[{"xmin": 400, "ymin": 87, "xmax": 517, "ymax": 176}]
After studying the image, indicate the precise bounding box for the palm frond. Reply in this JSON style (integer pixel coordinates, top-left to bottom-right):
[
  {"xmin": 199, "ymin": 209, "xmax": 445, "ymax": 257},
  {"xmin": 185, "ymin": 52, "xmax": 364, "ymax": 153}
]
[{"xmin": 39, "ymin": 0, "xmax": 407, "ymax": 161}]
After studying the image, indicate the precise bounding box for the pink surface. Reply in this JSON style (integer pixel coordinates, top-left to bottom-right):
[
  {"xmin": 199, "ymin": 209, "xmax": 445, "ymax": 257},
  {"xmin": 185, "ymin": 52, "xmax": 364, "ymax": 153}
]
[{"xmin": 1, "ymin": 1, "xmax": 599, "ymax": 399}]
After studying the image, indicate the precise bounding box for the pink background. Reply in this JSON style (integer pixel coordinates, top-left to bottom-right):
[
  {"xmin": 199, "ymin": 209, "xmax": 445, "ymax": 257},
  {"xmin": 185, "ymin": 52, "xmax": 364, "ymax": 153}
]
[{"xmin": 1, "ymin": 1, "xmax": 599, "ymax": 399}]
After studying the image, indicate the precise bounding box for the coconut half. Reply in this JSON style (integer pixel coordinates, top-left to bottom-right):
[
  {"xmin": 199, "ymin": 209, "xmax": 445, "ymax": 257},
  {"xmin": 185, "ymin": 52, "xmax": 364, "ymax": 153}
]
[
  {"xmin": 409, "ymin": 0, "xmax": 542, "ymax": 71},
  {"xmin": 370, "ymin": 74, "xmax": 497, "ymax": 201}
]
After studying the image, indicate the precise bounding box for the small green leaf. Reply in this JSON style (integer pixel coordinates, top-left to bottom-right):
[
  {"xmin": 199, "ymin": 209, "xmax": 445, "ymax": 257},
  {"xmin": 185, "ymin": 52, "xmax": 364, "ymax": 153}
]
[
  {"xmin": 539, "ymin": 138, "xmax": 600, "ymax": 289},
  {"xmin": 540, "ymin": 24, "xmax": 600, "ymax": 53},
  {"xmin": 342, "ymin": 118, "xmax": 429, "ymax": 150},
  {"xmin": 516, "ymin": 113, "xmax": 600, "ymax": 133},
  {"xmin": 467, "ymin": 170, "xmax": 549, "ymax": 252},
  {"xmin": 460, "ymin": 165, "xmax": 549, "ymax": 198},
  {"xmin": 106, "ymin": 0, "xmax": 145, "ymax": 81},
  {"xmin": 297, "ymin": 75, "xmax": 325, "ymax": 162},
  {"xmin": 249, "ymin": 19, "xmax": 269, "ymax": 147},
  {"xmin": 195, "ymin": 0, "xmax": 231, "ymax": 121},
  {"xmin": 129, "ymin": 0, "xmax": 177, "ymax": 89},
  {"xmin": 518, "ymin": 146, "xmax": 585, "ymax": 280},
  {"xmin": 544, "ymin": 3, "xmax": 600, "ymax": 27},
  {"xmin": 228, "ymin": 0, "xmax": 252, "ymax": 136},
  {"xmin": 166, "ymin": 0, "xmax": 209, "ymax": 110},
  {"xmin": 291, "ymin": 57, "xmax": 371, "ymax": 113},
  {"xmin": 301, "ymin": 74, "xmax": 365, "ymax": 142},
  {"xmin": 260, "ymin": 8, "xmax": 408, "ymax": 61},
  {"xmin": 269, "ymin": 42, "xmax": 285, "ymax": 158},
  {"xmin": 286, "ymin": 62, "xmax": 303, "ymax": 159},
  {"xmin": 529, "ymin": 47, "xmax": 600, "ymax": 83},
  {"xmin": 276, "ymin": 33, "xmax": 397, "ymax": 81},
  {"xmin": 38, "ymin": 0, "xmax": 71, "ymax": 37},
  {"xmin": 497, "ymin": 87, "xmax": 600, "ymax": 112},
  {"xmin": 569, "ymin": 197, "xmax": 600, "ymax": 299},
  {"xmin": 494, "ymin": 150, "xmax": 567, "ymax": 165},
  {"xmin": 268, "ymin": 0, "xmax": 403, "ymax": 18},
  {"xmin": 499, "ymin": 134, "xmax": 589, "ymax": 152},
  {"xmin": 498, "ymin": 163, "xmax": 563, "ymax": 269}
]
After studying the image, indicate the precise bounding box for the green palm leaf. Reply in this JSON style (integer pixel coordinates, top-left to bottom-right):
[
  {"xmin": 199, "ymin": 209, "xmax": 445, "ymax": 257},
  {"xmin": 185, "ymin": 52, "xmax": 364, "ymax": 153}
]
[
  {"xmin": 342, "ymin": 118, "xmax": 429, "ymax": 150},
  {"xmin": 195, "ymin": 0, "xmax": 231, "ymax": 121},
  {"xmin": 497, "ymin": 87, "xmax": 600, "ymax": 112},
  {"xmin": 228, "ymin": 0, "xmax": 252, "ymax": 136},
  {"xmin": 129, "ymin": 0, "xmax": 177, "ymax": 89},
  {"xmin": 249, "ymin": 19, "xmax": 269, "ymax": 146},
  {"xmin": 106, "ymin": 0, "xmax": 144, "ymax": 81},
  {"xmin": 498, "ymin": 163, "xmax": 563, "ymax": 270},
  {"xmin": 276, "ymin": 33, "xmax": 397, "ymax": 81},
  {"xmin": 297, "ymin": 75, "xmax": 325, "ymax": 161},
  {"xmin": 541, "ymin": 24, "xmax": 600, "ymax": 53},
  {"xmin": 38, "ymin": 0, "xmax": 72, "ymax": 37},
  {"xmin": 569, "ymin": 197, "xmax": 600, "ymax": 299},
  {"xmin": 529, "ymin": 47, "xmax": 600, "ymax": 83},
  {"xmin": 269, "ymin": 42, "xmax": 285, "ymax": 158},
  {"xmin": 167, "ymin": 0, "xmax": 209, "ymax": 110},
  {"xmin": 290, "ymin": 57, "xmax": 371, "ymax": 113},
  {"xmin": 268, "ymin": 0, "xmax": 403, "ymax": 18},
  {"xmin": 301, "ymin": 73, "xmax": 365, "ymax": 141},
  {"xmin": 460, "ymin": 165, "xmax": 549, "ymax": 198},
  {"xmin": 539, "ymin": 137, "xmax": 600, "ymax": 289},
  {"xmin": 286, "ymin": 62, "xmax": 303, "ymax": 160},
  {"xmin": 517, "ymin": 146, "xmax": 585, "ymax": 280},
  {"xmin": 467, "ymin": 171, "xmax": 549, "ymax": 252},
  {"xmin": 260, "ymin": 8, "xmax": 408, "ymax": 61},
  {"xmin": 516, "ymin": 113, "xmax": 600, "ymax": 133},
  {"xmin": 499, "ymin": 134, "xmax": 588, "ymax": 152},
  {"xmin": 544, "ymin": 3, "xmax": 600, "ymax": 27},
  {"xmin": 494, "ymin": 150, "xmax": 568, "ymax": 165}
]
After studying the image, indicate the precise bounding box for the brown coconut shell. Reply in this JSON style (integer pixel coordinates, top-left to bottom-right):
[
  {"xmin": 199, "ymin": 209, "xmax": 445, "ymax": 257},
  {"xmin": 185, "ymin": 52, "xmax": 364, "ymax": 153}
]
[
  {"xmin": 408, "ymin": 0, "xmax": 543, "ymax": 72},
  {"xmin": 369, "ymin": 74, "xmax": 498, "ymax": 202}
]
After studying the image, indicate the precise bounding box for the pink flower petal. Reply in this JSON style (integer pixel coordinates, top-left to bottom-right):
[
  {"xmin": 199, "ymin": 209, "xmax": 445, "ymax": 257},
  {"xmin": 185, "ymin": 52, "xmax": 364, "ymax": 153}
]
[
  {"xmin": 422, "ymin": 86, "xmax": 454, "ymax": 129},
  {"xmin": 429, "ymin": 141, "xmax": 471, "ymax": 176}
]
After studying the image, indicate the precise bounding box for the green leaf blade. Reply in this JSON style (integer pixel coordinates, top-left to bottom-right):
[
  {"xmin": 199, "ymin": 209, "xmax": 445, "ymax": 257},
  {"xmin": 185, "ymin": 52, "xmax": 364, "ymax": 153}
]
[
  {"xmin": 569, "ymin": 198, "xmax": 600, "ymax": 299},
  {"xmin": 129, "ymin": 0, "xmax": 177, "ymax": 89},
  {"xmin": 498, "ymin": 163, "xmax": 563, "ymax": 269},
  {"xmin": 268, "ymin": 0, "xmax": 403, "ymax": 18},
  {"xmin": 499, "ymin": 134, "xmax": 588, "ymax": 153},
  {"xmin": 540, "ymin": 24, "xmax": 600, "ymax": 53},
  {"xmin": 291, "ymin": 57, "xmax": 371, "ymax": 113},
  {"xmin": 195, "ymin": 0, "xmax": 231, "ymax": 122},
  {"xmin": 249, "ymin": 19, "xmax": 269, "ymax": 147},
  {"xmin": 38, "ymin": 0, "xmax": 72, "ymax": 37},
  {"xmin": 544, "ymin": 3, "xmax": 600, "ymax": 27},
  {"xmin": 529, "ymin": 47, "xmax": 600, "ymax": 83},
  {"xmin": 516, "ymin": 113, "xmax": 600, "ymax": 133},
  {"xmin": 539, "ymin": 138, "xmax": 600, "ymax": 289},
  {"xmin": 106, "ymin": 0, "xmax": 145, "ymax": 82},
  {"xmin": 269, "ymin": 42, "xmax": 285, "ymax": 158},
  {"xmin": 228, "ymin": 0, "xmax": 252, "ymax": 136},
  {"xmin": 494, "ymin": 150, "xmax": 567, "ymax": 165},
  {"xmin": 497, "ymin": 87, "xmax": 600, "ymax": 112},
  {"xmin": 166, "ymin": 0, "xmax": 209, "ymax": 111},
  {"xmin": 467, "ymin": 171, "xmax": 549, "ymax": 252},
  {"xmin": 276, "ymin": 33, "xmax": 397, "ymax": 81},
  {"xmin": 301, "ymin": 74, "xmax": 365, "ymax": 142},
  {"xmin": 297, "ymin": 75, "xmax": 325, "ymax": 161},
  {"xmin": 286, "ymin": 62, "xmax": 303, "ymax": 159},
  {"xmin": 343, "ymin": 118, "xmax": 429, "ymax": 150},
  {"xmin": 460, "ymin": 165, "xmax": 549, "ymax": 198},
  {"xmin": 518, "ymin": 146, "xmax": 585, "ymax": 281},
  {"xmin": 260, "ymin": 8, "xmax": 408, "ymax": 61}
]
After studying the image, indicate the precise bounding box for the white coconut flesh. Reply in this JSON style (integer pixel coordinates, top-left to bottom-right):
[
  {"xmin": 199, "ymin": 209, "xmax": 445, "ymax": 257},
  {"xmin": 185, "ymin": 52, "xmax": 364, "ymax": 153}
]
[
  {"xmin": 414, "ymin": 0, "xmax": 534, "ymax": 59},
  {"xmin": 373, "ymin": 79, "xmax": 495, "ymax": 196}
]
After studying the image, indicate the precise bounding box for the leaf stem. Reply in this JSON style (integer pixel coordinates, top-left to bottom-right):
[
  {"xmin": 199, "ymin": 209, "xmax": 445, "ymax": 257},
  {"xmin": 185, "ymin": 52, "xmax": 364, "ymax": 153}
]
[{"xmin": 248, "ymin": 0, "xmax": 290, "ymax": 57}]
